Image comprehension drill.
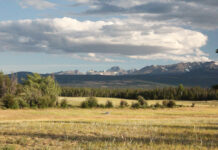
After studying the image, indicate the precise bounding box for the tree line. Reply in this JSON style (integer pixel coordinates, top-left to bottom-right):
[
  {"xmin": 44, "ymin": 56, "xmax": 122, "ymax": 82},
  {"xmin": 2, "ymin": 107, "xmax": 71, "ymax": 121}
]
[
  {"xmin": 61, "ymin": 84, "xmax": 218, "ymax": 101},
  {"xmin": 0, "ymin": 72, "xmax": 217, "ymax": 109}
]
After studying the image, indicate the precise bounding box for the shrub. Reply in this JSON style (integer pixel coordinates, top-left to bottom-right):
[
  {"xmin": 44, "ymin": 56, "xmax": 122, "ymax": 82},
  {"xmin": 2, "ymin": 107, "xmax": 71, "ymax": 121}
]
[
  {"xmin": 191, "ymin": 103, "xmax": 195, "ymax": 107},
  {"xmin": 98, "ymin": 104, "xmax": 105, "ymax": 108},
  {"xmin": 131, "ymin": 102, "xmax": 140, "ymax": 109},
  {"xmin": 137, "ymin": 96, "xmax": 146, "ymax": 105},
  {"xmin": 15, "ymin": 97, "xmax": 29, "ymax": 108},
  {"xmin": 87, "ymin": 97, "xmax": 98, "ymax": 107},
  {"xmin": 105, "ymin": 100, "xmax": 113, "ymax": 108},
  {"xmin": 137, "ymin": 96, "xmax": 148, "ymax": 108},
  {"xmin": 162, "ymin": 100, "xmax": 176, "ymax": 108},
  {"xmin": 120, "ymin": 100, "xmax": 129, "ymax": 108},
  {"xmin": 154, "ymin": 102, "xmax": 161, "ymax": 108},
  {"xmin": 37, "ymin": 96, "xmax": 51, "ymax": 108},
  {"xmin": 60, "ymin": 99, "xmax": 68, "ymax": 108},
  {"xmin": 81, "ymin": 97, "xmax": 98, "ymax": 108},
  {"xmin": 162, "ymin": 100, "xmax": 168, "ymax": 107},
  {"xmin": 81, "ymin": 101, "xmax": 89, "ymax": 108},
  {"xmin": 55, "ymin": 101, "xmax": 59, "ymax": 107},
  {"xmin": 167, "ymin": 100, "xmax": 176, "ymax": 108},
  {"xmin": 1, "ymin": 94, "xmax": 19, "ymax": 109}
]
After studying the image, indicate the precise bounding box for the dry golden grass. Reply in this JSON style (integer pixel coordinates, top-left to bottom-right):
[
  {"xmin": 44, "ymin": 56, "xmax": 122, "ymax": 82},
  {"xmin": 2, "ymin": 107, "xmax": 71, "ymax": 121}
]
[
  {"xmin": 0, "ymin": 98, "xmax": 217, "ymax": 150},
  {"xmin": 59, "ymin": 97, "xmax": 137, "ymax": 107},
  {"xmin": 59, "ymin": 96, "xmax": 218, "ymax": 107}
]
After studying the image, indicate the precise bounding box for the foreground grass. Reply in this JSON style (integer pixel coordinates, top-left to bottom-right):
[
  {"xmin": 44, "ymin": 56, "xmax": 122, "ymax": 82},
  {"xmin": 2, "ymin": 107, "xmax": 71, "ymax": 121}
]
[{"xmin": 0, "ymin": 99, "xmax": 217, "ymax": 150}]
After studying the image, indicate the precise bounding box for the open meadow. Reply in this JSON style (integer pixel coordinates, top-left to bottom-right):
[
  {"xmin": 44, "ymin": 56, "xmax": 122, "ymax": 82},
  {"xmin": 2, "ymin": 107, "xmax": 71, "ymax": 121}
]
[{"xmin": 0, "ymin": 98, "xmax": 217, "ymax": 150}]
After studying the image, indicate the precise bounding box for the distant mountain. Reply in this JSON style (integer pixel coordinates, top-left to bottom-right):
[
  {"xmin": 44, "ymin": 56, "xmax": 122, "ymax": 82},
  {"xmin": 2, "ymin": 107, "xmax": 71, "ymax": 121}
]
[
  {"xmin": 54, "ymin": 70, "xmax": 83, "ymax": 75},
  {"xmin": 54, "ymin": 62, "xmax": 218, "ymax": 76},
  {"xmin": 107, "ymin": 66, "xmax": 122, "ymax": 72},
  {"xmin": 133, "ymin": 61, "xmax": 218, "ymax": 75},
  {"xmin": 106, "ymin": 66, "xmax": 128, "ymax": 75},
  {"xmin": 8, "ymin": 61, "xmax": 218, "ymax": 88}
]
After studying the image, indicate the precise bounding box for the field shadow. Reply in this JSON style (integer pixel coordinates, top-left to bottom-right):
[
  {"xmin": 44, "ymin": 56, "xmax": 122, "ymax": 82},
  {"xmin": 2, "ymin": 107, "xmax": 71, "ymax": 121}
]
[{"xmin": 1, "ymin": 131, "xmax": 217, "ymax": 147}]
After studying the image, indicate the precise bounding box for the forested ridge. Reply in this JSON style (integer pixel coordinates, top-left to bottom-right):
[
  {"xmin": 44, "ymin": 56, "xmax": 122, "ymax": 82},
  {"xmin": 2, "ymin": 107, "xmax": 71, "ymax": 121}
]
[{"xmin": 61, "ymin": 85, "xmax": 218, "ymax": 101}]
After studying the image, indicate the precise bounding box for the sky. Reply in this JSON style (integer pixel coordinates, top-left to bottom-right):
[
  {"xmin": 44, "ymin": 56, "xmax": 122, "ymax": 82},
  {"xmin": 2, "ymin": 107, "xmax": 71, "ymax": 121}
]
[{"xmin": 0, "ymin": 0, "xmax": 217, "ymax": 73}]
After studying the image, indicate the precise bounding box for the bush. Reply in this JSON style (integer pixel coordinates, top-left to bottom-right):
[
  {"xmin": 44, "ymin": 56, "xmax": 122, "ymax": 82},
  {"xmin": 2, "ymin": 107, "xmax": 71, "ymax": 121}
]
[
  {"xmin": 167, "ymin": 100, "xmax": 176, "ymax": 108},
  {"xmin": 191, "ymin": 103, "xmax": 195, "ymax": 107},
  {"xmin": 37, "ymin": 96, "xmax": 51, "ymax": 108},
  {"xmin": 87, "ymin": 97, "xmax": 98, "ymax": 107},
  {"xmin": 154, "ymin": 102, "xmax": 161, "ymax": 108},
  {"xmin": 137, "ymin": 96, "xmax": 148, "ymax": 108},
  {"xmin": 105, "ymin": 100, "xmax": 113, "ymax": 108},
  {"xmin": 162, "ymin": 100, "xmax": 168, "ymax": 107},
  {"xmin": 120, "ymin": 100, "xmax": 129, "ymax": 108},
  {"xmin": 81, "ymin": 97, "xmax": 98, "ymax": 108},
  {"xmin": 1, "ymin": 94, "xmax": 19, "ymax": 109},
  {"xmin": 131, "ymin": 102, "xmax": 140, "ymax": 109},
  {"xmin": 15, "ymin": 97, "xmax": 29, "ymax": 108},
  {"xmin": 81, "ymin": 101, "xmax": 89, "ymax": 108},
  {"xmin": 60, "ymin": 99, "xmax": 68, "ymax": 108},
  {"xmin": 162, "ymin": 100, "xmax": 176, "ymax": 108},
  {"xmin": 55, "ymin": 101, "xmax": 59, "ymax": 107},
  {"xmin": 98, "ymin": 104, "xmax": 105, "ymax": 108},
  {"xmin": 138, "ymin": 96, "xmax": 145, "ymax": 105}
]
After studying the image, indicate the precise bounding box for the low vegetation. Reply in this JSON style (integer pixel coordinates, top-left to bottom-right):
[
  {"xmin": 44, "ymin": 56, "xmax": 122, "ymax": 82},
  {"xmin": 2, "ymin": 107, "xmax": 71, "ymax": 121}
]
[
  {"xmin": 119, "ymin": 100, "xmax": 129, "ymax": 108},
  {"xmin": 78, "ymin": 96, "xmax": 181, "ymax": 109},
  {"xmin": 81, "ymin": 97, "xmax": 99, "ymax": 108}
]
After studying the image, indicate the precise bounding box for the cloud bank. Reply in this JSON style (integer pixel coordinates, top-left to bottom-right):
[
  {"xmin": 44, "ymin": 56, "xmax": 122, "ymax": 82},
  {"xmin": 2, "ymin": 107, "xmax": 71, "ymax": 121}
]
[
  {"xmin": 0, "ymin": 17, "xmax": 210, "ymax": 62},
  {"xmin": 73, "ymin": 0, "xmax": 218, "ymax": 30},
  {"xmin": 19, "ymin": 0, "xmax": 56, "ymax": 10}
]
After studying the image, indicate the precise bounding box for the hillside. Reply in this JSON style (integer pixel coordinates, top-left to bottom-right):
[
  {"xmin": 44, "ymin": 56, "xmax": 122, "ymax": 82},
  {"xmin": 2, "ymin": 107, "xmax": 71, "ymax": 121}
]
[{"xmin": 10, "ymin": 61, "xmax": 218, "ymax": 88}]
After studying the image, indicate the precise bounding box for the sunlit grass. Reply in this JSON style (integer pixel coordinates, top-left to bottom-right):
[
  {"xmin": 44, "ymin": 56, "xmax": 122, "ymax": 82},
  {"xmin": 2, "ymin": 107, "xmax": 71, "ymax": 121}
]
[
  {"xmin": 59, "ymin": 96, "xmax": 218, "ymax": 107},
  {"xmin": 0, "ymin": 98, "xmax": 217, "ymax": 149},
  {"xmin": 59, "ymin": 97, "xmax": 137, "ymax": 107}
]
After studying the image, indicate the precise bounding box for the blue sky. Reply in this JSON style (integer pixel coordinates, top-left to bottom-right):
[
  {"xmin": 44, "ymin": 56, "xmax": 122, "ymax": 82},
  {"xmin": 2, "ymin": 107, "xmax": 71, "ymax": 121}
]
[{"xmin": 0, "ymin": 0, "xmax": 217, "ymax": 73}]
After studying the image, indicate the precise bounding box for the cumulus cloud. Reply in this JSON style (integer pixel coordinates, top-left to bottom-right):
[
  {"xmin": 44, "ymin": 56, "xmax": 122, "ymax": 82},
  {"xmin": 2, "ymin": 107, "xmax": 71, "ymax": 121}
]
[
  {"xmin": 0, "ymin": 17, "xmax": 209, "ymax": 62},
  {"xmin": 19, "ymin": 0, "xmax": 56, "ymax": 10}
]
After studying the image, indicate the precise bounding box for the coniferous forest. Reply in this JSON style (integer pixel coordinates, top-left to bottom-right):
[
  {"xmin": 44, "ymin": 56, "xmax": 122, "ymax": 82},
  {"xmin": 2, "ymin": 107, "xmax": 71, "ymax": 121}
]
[
  {"xmin": 0, "ymin": 72, "xmax": 217, "ymax": 109},
  {"xmin": 61, "ymin": 85, "xmax": 218, "ymax": 101},
  {"xmin": 0, "ymin": 73, "xmax": 60, "ymax": 109}
]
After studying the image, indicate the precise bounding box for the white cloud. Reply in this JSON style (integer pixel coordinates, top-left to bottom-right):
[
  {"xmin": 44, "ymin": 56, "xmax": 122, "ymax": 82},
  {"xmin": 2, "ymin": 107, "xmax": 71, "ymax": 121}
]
[
  {"xmin": 129, "ymin": 53, "xmax": 211, "ymax": 63},
  {"xmin": 0, "ymin": 17, "xmax": 209, "ymax": 62},
  {"xmin": 72, "ymin": 53, "xmax": 124, "ymax": 62},
  {"xmin": 19, "ymin": 0, "xmax": 56, "ymax": 10}
]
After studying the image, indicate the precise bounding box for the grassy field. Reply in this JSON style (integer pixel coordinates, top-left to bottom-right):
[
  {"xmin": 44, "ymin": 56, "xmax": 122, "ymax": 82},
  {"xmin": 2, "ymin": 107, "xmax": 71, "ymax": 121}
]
[
  {"xmin": 59, "ymin": 96, "xmax": 218, "ymax": 107},
  {"xmin": 59, "ymin": 97, "xmax": 137, "ymax": 107},
  {"xmin": 0, "ymin": 97, "xmax": 217, "ymax": 150}
]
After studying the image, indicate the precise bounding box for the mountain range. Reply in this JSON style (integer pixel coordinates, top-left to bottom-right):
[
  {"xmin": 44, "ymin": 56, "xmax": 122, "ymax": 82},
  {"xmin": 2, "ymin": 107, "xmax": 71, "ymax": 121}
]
[
  {"xmin": 53, "ymin": 61, "xmax": 218, "ymax": 76},
  {"xmin": 10, "ymin": 61, "xmax": 218, "ymax": 88}
]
